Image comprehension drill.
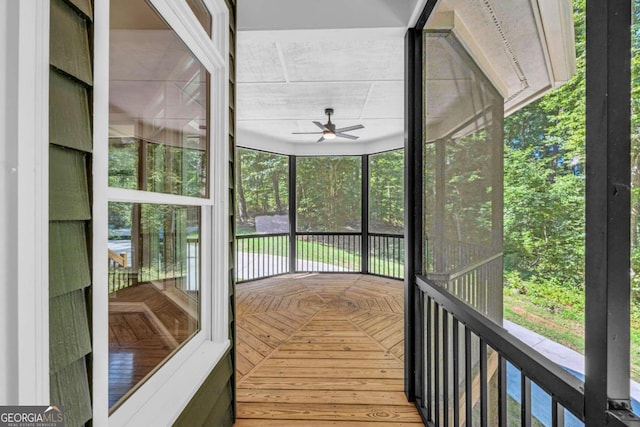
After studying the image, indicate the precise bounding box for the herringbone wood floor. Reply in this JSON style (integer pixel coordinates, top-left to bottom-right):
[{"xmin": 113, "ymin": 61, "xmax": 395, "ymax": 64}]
[{"xmin": 234, "ymin": 274, "xmax": 423, "ymax": 426}]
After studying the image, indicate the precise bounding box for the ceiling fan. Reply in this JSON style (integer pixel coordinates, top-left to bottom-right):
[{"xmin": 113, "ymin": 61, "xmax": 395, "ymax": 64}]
[{"xmin": 292, "ymin": 108, "xmax": 364, "ymax": 143}]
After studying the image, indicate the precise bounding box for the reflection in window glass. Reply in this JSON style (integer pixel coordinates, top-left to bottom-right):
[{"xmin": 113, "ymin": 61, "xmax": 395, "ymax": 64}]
[
  {"xmin": 423, "ymin": 31, "xmax": 504, "ymax": 323},
  {"xmin": 186, "ymin": 0, "xmax": 212, "ymax": 37},
  {"xmin": 296, "ymin": 156, "xmax": 362, "ymax": 232},
  {"xmin": 369, "ymin": 149, "xmax": 404, "ymax": 234},
  {"xmin": 109, "ymin": 0, "xmax": 209, "ymax": 197},
  {"xmin": 235, "ymin": 148, "xmax": 289, "ymax": 235},
  {"xmin": 107, "ymin": 202, "xmax": 200, "ymax": 410}
]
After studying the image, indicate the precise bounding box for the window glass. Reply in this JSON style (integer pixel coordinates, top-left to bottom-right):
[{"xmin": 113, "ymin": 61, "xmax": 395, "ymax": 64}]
[
  {"xmin": 107, "ymin": 202, "xmax": 200, "ymax": 410},
  {"xmin": 110, "ymin": 0, "xmax": 210, "ymax": 197},
  {"xmin": 296, "ymin": 156, "xmax": 362, "ymax": 232},
  {"xmin": 108, "ymin": 0, "xmax": 208, "ymax": 412},
  {"xmin": 186, "ymin": 0, "xmax": 212, "ymax": 37}
]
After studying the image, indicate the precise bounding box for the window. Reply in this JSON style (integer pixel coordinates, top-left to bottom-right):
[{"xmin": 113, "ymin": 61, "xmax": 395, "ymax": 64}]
[
  {"xmin": 94, "ymin": 0, "xmax": 229, "ymax": 423},
  {"xmin": 186, "ymin": 0, "xmax": 212, "ymax": 36}
]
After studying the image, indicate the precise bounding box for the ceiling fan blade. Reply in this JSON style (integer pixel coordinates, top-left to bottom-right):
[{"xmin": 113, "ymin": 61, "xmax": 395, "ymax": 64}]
[
  {"xmin": 335, "ymin": 124, "xmax": 364, "ymax": 133},
  {"xmin": 313, "ymin": 121, "xmax": 327, "ymax": 131},
  {"xmin": 292, "ymin": 132, "xmax": 323, "ymax": 134},
  {"xmin": 316, "ymin": 136, "xmax": 325, "ymax": 143},
  {"xmin": 335, "ymin": 132, "xmax": 359, "ymax": 140}
]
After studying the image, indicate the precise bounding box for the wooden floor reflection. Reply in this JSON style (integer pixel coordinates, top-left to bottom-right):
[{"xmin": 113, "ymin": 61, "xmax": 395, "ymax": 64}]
[
  {"xmin": 108, "ymin": 283, "xmax": 196, "ymax": 408},
  {"xmin": 234, "ymin": 274, "xmax": 422, "ymax": 426}
]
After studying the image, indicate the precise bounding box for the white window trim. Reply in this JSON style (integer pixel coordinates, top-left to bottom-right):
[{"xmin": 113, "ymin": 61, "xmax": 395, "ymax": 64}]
[
  {"xmin": 0, "ymin": 0, "xmax": 50, "ymax": 405},
  {"xmin": 92, "ymin": 0, "xmax": 230, "ymax": 425}
]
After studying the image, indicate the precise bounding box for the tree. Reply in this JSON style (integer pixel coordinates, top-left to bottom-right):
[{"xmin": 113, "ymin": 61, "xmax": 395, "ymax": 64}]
[{"xmin": 503, "ymin": 0, "xmax": 585, "ymax": 289}]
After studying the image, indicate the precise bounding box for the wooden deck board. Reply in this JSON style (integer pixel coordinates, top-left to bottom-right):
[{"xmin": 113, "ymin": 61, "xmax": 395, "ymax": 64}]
[
  {"xmin": 235, "ymin": 274, "xmax": 419, "ymax": 425},
  {"xmin": 234, "ymin": 420, "xmax": 424, "ymax": 427}
]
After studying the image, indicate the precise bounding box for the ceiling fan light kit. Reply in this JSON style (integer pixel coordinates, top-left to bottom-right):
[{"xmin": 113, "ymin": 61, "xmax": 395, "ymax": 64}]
[{"xmin": 292, "ymin": 108, "xmax": 364, "ymax": 143}]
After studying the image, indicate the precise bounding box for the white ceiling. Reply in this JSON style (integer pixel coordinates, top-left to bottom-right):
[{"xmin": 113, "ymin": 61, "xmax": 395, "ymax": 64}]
[{"xmin": 236, "ymin": 0, "xmax": 575, "ymax": 155}]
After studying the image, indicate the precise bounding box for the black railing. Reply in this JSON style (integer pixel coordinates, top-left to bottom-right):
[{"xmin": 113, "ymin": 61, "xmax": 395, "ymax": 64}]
[
  {"xmin": 426, "ymin": 253, "xmax": 503, "ymax": 324},
  {"xmin": 368, "ymin": 233, "xmax": 404, "ymax": 279},
  {"xmin": 236, "ymin": 233, "xmax": 289, "ymax": 281},
  {"xmin": 235, "ymin": 231, "xmax": 404, "ymax": 282},
  {"xmin": 296, "ymin": 232, "xmax": 362, "ymax": 272},
  {"xmin": 416, "ymin": 276, "xmax": 585, "ymax": 426}
]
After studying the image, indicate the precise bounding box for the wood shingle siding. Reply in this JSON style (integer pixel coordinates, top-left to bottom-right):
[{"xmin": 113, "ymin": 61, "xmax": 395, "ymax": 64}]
[
  {"xmin": 49, "ymin": 72, "xmax": 92, "ymax": 152},
  {"xmin": 50, "ymin": 0, "xmax": 92, "ymax": 85},
  {"xmin": 49, "ymin": 222, "xmax": 91, "ymax": 298},
  {"xmin": 50, "ymin": 358, "xmax": 93, "ymax": 426},
  {"xmin": 49, "ymin": 0, "xmax": 93, "ymax": 425},
  {"xmin": 66, "ymin": 0, "xmax": 93, "ymax": 20},
  {"xmin": 49, "ymin": 146, "xmax": 91, "ymax": 221},
  {"xmin": 49, "ymin": 290, "xmax": 92, "ymax": 373}
]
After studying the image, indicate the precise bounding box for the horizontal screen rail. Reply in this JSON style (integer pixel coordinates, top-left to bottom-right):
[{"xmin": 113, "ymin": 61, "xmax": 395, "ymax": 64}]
[
  {"xmin": 237, "ymin": 232, "xmax": 289, "ymax": 239},
  {"xmin": 416, "ymin": 275, "xmax": 585, "ymax": 421},
  {"xmin": 295, "ymin": 231, "xmax": 361, "ymax": 236},
  {"xmin": 368, "ymin": 232, "xmax": 404, "ymax": 238}
]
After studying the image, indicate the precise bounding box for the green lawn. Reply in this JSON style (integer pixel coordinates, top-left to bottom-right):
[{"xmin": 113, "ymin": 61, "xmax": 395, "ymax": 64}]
[{"xmin": 504, "ymin": 283, "xmax": 640, "ymax": 382}]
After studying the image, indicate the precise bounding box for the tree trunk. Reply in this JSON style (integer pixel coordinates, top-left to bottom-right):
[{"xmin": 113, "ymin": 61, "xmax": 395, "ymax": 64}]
[
  {"xmin": 273, "ymin": 172, "xmax": 283, "ymax": 213},
  {"xmin": 237, "ymin": 154, "xmax": 248, "ymax": 223}
]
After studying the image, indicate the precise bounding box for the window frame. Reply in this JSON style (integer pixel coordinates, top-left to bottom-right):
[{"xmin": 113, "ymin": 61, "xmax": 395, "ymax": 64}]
[
  {"xmin": 92, "ymin": 0, "xmax": 230, "ymax": 424},
  {"xmin": 0, "ymin": 0, "xmax": 51, "ymax": 405}
]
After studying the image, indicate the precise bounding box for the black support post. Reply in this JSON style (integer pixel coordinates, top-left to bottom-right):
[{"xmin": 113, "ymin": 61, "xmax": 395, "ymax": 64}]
[
  {"xmin": 405, "ymin": 27, "xmax": 423, "ymax": 403},
  {"xmin": 289, "ymin": 155, "xmax": 297, "ymax": 274},
  {"xmin": 584, "ymin": 0, "xmax": 632, "ymax": 424},
  {"xmin": 362, "ymin": 155, "xmax": 369, "ymax": 274}
]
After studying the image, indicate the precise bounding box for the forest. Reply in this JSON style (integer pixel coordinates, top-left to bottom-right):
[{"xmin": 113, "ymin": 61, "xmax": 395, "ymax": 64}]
[{"xmin": 235, "ymin": 149, "xmax": 404, "ymax": 235}]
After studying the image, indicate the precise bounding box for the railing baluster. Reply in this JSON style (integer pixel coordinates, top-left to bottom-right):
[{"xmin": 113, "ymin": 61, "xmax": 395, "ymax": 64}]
[
  {"xmin": 480, "ymin": 339, "xmax": 488, "ymax": 427},
  {"xmin": 465, "ymin": 327, "xmax": 472, "ymax": 427},
  {"xmin": 434, "ymin": 304, "xmax": 440, "ymax": 426},
  {"xmin": 498, "ymin": 355, "xmax": 507, "ymax": 427},
  {"xmin": 426, "ymin": 297, "xmax": 433, "ymax": 419},
  {"xmin": 453, "ymin": 318, "xmax": 460, "ymax": 427},
  {"xmin": 552, "ymin": 398, "xmax": 565, "ymax": 427},
  {"xmin": 443, "ymin": 309, "xmax": 449, "ymax": 427},
  {"xmin": 522, "ymin": 374, "xmax": 531, "ymax": 427},
  {"xmin": 391, "ymin": 236, "xmax": 394, "ymax": 277}
]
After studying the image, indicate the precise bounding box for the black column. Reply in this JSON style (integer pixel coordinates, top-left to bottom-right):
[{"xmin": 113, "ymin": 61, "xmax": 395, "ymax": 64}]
[
  {"xmin": 584, "ymin": 0, "xmax": 632, "ymax": 424},
  {"xmin": 404, "ymin": 27, "xmax": 423, "ymax": 403},
  {"xmin": 362, "ymin": 155, "xmax": 369, "ymax": 274},
  {"xmin": 289, "ymin": 155, "xmax": 297, "ymax": 273}
]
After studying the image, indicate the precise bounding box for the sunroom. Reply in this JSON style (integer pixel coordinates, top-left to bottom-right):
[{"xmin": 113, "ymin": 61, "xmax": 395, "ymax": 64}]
[{"xmin": 0, "ymin": 0, "xmax": 637, "ymax": 425}]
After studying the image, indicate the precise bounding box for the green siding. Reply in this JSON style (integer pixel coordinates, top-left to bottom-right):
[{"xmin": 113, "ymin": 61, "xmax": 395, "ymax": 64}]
[
  {"xmin": 49, "ymin": 0, "xmax": 93, "ymax": 425},
  {"xmin": 173, "ymin": 354, "xmax": 233, "ymax": 427},
  {"xmin": 50, "ymin": 222, "xmax": 91, "ymax": 298},
  {"xmin": 203, "ymin": 386, "xmax": 233, "ymax": 427},
  {"xmin": 50, "ymin": 71, "xmax": 92, "ymax": 152},
  {"xmin": 50, "ymin": 0, "xmax": 92, "ymax": 85},
  {"xmin": 50, "ymin": 358, "xmax": 93, "ymax": 427},
  {"xmin": 49, "ymin": 290, "xmax": 92, "ymax": 373},
  {"xmin": 67, "ymin": 0, "xmax": 93, "ymax": 21},
  {"xmin": 175, "ymin": 0, "xmax": 237, "ymax": 424},
  {"xmin": 49, "ymin": 145, "xmax": 91, "ymax": 221}
]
